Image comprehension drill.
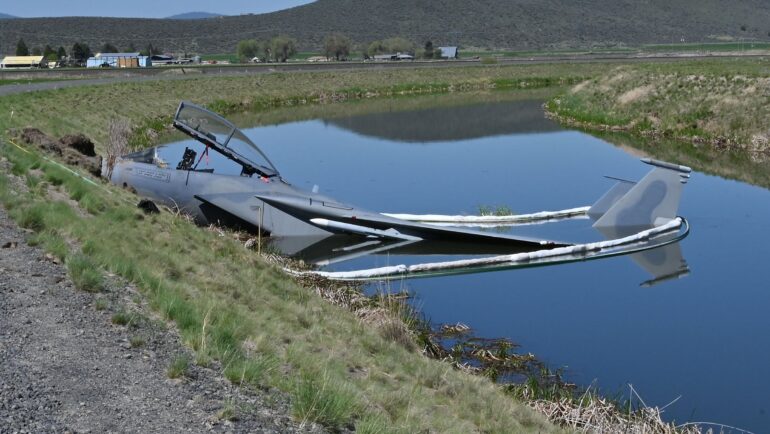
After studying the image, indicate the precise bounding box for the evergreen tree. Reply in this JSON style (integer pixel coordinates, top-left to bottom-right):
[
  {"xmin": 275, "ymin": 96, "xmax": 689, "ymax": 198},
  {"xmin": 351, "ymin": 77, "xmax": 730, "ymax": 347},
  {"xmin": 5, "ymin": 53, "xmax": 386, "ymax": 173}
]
[
  {"xmin": 56, "ymin": 46, "xmax": 67, "ymax": 59},
  {"xmin": 71, "ymin": 42, "xmax": 93, "ymax": 62},
  {"xmin": 43, "ymin": 45, "xmax": 56, "ymax": 58},
  {"xmin": 15, "ymin": 39, "xmax": 29, "ymax": 56},
  {"xmin": 424, "ymin": 41, "xmax": 435, "ymax": 59}
]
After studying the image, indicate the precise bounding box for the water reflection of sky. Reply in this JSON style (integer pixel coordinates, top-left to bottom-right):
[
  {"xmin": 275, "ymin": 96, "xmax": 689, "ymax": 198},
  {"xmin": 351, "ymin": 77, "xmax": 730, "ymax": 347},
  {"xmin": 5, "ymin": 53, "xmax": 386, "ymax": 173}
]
[{"xmin": 168, "ymin": 98, "xmax": 770, "ymax": 432}]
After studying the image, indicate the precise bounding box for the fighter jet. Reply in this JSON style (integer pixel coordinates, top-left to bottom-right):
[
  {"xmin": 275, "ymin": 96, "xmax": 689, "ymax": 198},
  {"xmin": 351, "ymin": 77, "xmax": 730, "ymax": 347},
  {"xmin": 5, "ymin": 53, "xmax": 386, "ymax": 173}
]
[{"xmin": 105, "ymin": 102, "xmax": 691, "ymax": 281}]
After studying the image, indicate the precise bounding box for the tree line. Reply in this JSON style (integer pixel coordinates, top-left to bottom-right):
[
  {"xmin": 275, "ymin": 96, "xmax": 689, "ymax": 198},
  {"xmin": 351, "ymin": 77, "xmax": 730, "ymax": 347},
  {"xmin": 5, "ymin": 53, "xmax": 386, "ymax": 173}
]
[
  {"xmin": 13, "ymin": 38, "xmax": 164, "ymax": 63},
  {"xmin": 236, "ymin": 33, "xmax": 452, "ymax": 62}
]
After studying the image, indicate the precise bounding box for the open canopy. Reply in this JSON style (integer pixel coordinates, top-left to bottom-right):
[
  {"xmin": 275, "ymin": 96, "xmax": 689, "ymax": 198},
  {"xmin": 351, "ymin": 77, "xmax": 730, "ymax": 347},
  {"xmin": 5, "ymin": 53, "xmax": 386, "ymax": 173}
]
[{"xmin": 173, "ymin": 101, "xmax": 279, "ymax": 177}]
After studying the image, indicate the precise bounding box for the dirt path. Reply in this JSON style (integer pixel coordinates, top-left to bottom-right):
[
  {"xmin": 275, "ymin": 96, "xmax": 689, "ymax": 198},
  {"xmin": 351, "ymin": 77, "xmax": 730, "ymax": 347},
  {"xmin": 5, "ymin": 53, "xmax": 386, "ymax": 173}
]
[{"xmin": 0, "ymin": 206, "xmax": 319, "ymax": 433}]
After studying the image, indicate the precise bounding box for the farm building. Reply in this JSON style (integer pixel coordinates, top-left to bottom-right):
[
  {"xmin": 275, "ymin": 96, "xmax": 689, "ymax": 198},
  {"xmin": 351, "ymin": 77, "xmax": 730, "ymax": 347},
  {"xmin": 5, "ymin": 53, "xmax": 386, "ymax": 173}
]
[
  {"xmin": 0, "ymin": 55, "xmax": 46, "ymax": 68},
  {"xmin": 437, "ymin": 46, "xmax": 459, "ymax": 59},
  {"xmin": 86, "ymin": 52, "xmax": 151, "ymax": 68},
  {"xmin": 373, "ymin": 52, "xmax": 414, "ymax": 61},
  {"xmin": 150, "ymin": 54, "xmax": 174, "ymax": 65}
]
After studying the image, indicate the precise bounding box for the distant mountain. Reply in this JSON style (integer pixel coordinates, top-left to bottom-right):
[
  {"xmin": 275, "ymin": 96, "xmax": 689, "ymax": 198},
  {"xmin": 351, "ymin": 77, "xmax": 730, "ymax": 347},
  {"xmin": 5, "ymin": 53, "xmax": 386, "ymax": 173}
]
[
  {"xmin": 165, "ymin": 12, "xmax": 222, "ymax": 20},
  {"xmin": 0, "ymin": 13, "xmax": 17, "ymax": 19},
  {"xmin": 1, "ymin": 0, "xmax": 769, "ymax": 53}
]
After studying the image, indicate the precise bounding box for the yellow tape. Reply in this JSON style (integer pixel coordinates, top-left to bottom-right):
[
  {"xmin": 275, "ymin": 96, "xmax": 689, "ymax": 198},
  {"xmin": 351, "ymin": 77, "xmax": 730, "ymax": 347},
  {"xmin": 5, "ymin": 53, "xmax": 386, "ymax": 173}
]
[
  {"xmin": 7, "ymin": 138, "xmax": 102, "ymax": 188},
  {"xmin": 6, "ymin": 138, "xmax": 32, "ymax": 154}
]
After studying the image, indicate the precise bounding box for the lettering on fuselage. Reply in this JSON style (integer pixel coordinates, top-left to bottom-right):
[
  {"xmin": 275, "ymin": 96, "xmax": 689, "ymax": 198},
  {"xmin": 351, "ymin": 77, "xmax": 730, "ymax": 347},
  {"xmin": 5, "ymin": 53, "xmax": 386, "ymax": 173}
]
[{"xmin": 134, "ymin": 168, "xmax": 171, "ymax": 183}]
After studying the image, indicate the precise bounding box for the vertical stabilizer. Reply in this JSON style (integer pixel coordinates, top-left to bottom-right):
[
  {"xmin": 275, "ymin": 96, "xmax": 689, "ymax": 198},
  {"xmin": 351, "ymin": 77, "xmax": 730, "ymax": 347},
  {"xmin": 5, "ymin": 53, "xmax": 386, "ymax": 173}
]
[
  {"xmin": 593, "ymin": 159, "xmax": 691, "ymax": 229},
  {"xmin": 588, "ymin": 177, "xmax": 636, "ymax": 220}
]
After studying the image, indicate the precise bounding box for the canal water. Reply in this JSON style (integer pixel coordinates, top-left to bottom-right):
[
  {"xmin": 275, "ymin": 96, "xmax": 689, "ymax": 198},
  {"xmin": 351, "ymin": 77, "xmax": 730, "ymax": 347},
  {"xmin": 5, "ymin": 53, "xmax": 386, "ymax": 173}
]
[{"xmin": 163, "ymin": 95, "xmax": 770, "ymax": 432}]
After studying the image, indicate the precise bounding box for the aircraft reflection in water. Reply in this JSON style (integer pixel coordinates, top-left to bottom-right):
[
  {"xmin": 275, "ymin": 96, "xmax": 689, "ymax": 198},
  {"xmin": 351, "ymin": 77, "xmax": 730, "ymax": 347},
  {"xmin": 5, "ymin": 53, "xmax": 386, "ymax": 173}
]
[{"xmin": 105, "ymin": 102, "xmax": 690, "ymax": 285}]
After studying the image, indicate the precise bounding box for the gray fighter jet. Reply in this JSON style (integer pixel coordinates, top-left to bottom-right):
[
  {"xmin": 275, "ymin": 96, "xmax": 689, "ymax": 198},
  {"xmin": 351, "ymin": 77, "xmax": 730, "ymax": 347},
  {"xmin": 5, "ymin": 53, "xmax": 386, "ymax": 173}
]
[{"xmin": 105, "ymin": 102, "xmax": 691, "ymax": 280}]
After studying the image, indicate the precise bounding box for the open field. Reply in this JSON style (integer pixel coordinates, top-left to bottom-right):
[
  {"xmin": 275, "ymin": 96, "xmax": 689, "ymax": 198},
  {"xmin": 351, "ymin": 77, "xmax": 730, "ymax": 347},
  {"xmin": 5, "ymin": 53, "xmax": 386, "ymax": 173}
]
[{"xmin": 641, "ymin": 41, "xmax": 770, "ymax": 52}]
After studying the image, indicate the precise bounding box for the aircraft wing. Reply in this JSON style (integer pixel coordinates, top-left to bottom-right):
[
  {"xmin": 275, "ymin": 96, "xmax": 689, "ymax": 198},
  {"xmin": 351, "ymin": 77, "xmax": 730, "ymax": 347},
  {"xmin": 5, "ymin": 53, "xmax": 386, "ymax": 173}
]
[
  {"xmin": 256, "ymin": 193, "xmax": 569, "ymax": 252},
  {"xmin": 194, "ymin": 192, "xmax": 264, "ymax": 228}
]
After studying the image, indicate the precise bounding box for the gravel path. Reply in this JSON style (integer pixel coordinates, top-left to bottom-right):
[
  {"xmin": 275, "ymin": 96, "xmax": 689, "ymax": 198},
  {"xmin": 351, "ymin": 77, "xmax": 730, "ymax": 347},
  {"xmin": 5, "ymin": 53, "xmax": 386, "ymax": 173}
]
[{"xmin": 0, "ymin": 204, "xmax": 320, "ymax": 433}]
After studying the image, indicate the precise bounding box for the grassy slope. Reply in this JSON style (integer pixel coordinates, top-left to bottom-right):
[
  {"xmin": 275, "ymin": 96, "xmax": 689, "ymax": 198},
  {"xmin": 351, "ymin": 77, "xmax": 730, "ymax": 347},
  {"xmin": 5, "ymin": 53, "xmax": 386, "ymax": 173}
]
[
  {"xmin": 2, "ymin": 0, "xmax": 770, "ymax": 53},
  {"xmin": 0, "ymin": 63, "xmax": 603, "ymax": 153},
  {"xmin": 0, "ymin": 142, "xmax": 562, "ymax": 432},
  {"xmin": 546, "ymin": 57, "xmax": 770, "ymax": 188},
  {"xmin": 0, "ymin": 63, "xmax": 595, "ymax": 432}
]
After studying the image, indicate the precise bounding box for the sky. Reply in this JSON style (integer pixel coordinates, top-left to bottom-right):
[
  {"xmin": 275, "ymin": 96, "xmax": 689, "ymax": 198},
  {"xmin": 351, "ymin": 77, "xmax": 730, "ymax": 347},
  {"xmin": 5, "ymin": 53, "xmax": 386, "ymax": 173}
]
[{"xmin": 1, "ymin": 0, "xmax": 316, "ymax": 18}]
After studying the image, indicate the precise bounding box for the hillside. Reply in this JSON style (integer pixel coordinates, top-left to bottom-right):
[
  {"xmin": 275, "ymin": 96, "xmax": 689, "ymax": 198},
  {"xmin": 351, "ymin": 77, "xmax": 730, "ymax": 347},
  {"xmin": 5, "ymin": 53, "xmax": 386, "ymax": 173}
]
[
  {"xmin": 0, "ymin": 13, "xmax": 17, "ymax": 19},
  {"xmin": 1, "ymin": 0, "xmax": 770, "ymax": 54},
  {"xmin": 165, "ymin": 12, "xmax": 223, "ymax": 20}
]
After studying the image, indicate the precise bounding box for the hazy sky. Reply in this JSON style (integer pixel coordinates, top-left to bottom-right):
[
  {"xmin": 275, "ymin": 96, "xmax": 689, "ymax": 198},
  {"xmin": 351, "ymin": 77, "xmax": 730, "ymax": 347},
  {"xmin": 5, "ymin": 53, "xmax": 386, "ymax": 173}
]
[{"xmin": 2, "ymin": 0, "xmax": 316, "ymax": 18}]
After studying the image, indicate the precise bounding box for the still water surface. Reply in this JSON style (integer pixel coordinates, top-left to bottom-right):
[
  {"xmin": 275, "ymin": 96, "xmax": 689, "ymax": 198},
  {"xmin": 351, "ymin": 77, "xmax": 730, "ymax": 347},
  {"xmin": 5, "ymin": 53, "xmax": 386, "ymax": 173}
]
[{"xmin": 165, "ymin": 97, "xmax": 770, "ymax": 432}]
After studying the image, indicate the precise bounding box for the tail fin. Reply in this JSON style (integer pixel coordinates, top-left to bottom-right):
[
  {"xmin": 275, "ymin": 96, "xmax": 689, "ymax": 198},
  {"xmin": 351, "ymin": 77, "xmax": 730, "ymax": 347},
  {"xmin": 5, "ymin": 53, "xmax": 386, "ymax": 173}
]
[
  {"xmin": 587, "ymin": 176, "xmax": 636, "ymax": 220},
  {"xmin": 592, "ymin": 159, "xmax": 691, "ymax": 229}
]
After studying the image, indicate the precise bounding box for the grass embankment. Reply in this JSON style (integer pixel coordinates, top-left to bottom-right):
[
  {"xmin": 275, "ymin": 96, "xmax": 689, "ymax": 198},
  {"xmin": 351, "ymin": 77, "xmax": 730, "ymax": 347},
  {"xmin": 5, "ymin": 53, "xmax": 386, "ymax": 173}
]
[
  {"xmin": 0, "ymin": 64, "xmax": 606, "ymax": 432},
  {"xmin": 0, "ymin": 142, "xmax": 558, "ymax": 432},
  {"xmin": 546, "ymin": 57, "xmax": 770, "ymax": 188},
  {"xmin": 0, "ymin": 63, "xmax": 606, "ymax": 153}
]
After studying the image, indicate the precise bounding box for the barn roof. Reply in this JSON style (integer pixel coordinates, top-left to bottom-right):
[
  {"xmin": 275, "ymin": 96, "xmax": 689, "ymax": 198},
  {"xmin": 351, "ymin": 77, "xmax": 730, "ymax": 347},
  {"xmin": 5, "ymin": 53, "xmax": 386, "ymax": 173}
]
[{"xmin": 0, "ymin": 55, "xmax": 45, "ymax": 65}]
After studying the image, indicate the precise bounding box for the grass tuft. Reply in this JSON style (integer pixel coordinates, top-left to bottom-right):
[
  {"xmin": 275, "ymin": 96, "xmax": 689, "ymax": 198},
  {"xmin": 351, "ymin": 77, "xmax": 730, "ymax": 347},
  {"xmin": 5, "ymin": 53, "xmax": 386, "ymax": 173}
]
[
  {"xmin": 67, "ymin": 253, "xmax": 104, "ymax": 292},
  {"xmin": 223, "ymin": 355, "xmax": 277, "ymax": 386},
  {"xmin": 129, "ymin": 336, "xmax": 146, "ymax": 348},
  {"xmin": 94, "ymin": 298, "xmax": 108, "ymax": 311},
  {"xmin": 111, "ymin": 310, "xmax": 131, "ymax": 326},
  {"xmin": 217, "ymin": 399, "xmax": 239, "ymax": 421},
  {"xmin": 167, "ymin": 355, "xmax": 190, "ymax": 379},
  {"xmin": 292, "ymin": 373, "xmax": 358, "ymax": 430}
]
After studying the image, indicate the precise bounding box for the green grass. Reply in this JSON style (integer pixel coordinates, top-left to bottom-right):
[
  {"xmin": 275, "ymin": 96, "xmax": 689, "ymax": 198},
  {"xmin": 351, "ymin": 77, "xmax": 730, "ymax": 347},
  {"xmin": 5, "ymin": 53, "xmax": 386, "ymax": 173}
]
[
  {"xmin": 217, "ymin": 399, "xmax": 239, "ymax": 421},
  {"xmin": 67, "ymin": 253, "xmax": 104, "ymax": 292},
  {"xmin": 479, "ymin": 205, "xmax": 514, "ymax": 216},
  {"xmin": 547, "ymin": 59, "xmax": 770, "ymax": 188},
  {"xmin": 642, "ymin": 41, "xmax": 770, "ymax": 52},
  {"xmin": 0, "ymin": 78, "xmax": 73, "ymax": 87},
  {"xmin": 223, "ymin": 355, "xmax": 277, "ymax": 387},
  {"xmin": 129, "ymin": 336, "xmax": 146, "ymax": 348},
  {"xmin": 200, "ymin": 53, "xmax": 239, "ymax": 63},
  {"xmin": 94, "ymin": 298, "xmax": 108, "ymax": 311},
  {"xmin": 167, "ymin": 355, "xmax": 190, "ymax": 379},
  {"xmin": 111, "ymin": 310, "xmax": 132, "ymax": 326},
  {"xmin": 462, "ymin": 47, "xmax": 636, "ymax": 58},
  {"xmin": 292, "ymin": 373, "xmax": 359, "ymax": 430}
]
